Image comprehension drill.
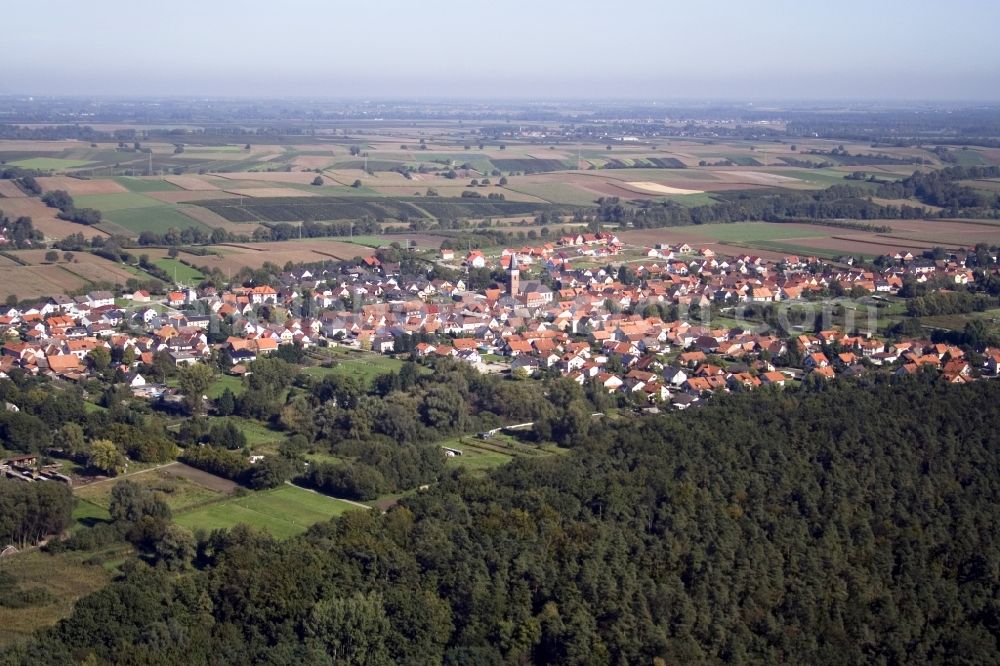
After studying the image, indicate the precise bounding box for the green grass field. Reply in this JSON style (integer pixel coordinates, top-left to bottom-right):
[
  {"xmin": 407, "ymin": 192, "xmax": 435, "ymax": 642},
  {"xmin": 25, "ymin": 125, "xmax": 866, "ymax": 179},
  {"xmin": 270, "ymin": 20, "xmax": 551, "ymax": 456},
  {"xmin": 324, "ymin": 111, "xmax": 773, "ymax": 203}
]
[
  {"xmin": 153, "ymin": 257, "xmax": 205, "ymax": 283},
  {"xmin": 663, "ymin": 192, "xmax": 719, "ymax": 207},
  {"xmin": 103, "ymin": 205, "xmax": 209, "ymax": 234},
  {"xmin": 442, "ymin": 439, "xmax": 514, "ymax": 472},
  {"xmin": 174, "ymin": 484, "xmax": 358, "ymax": 539},
  {"xmin": 691, "ymin": 222, "xmax": 827, "ymax": 243},
  {"xmin": 112, "ymin": 177, "xmax": 182, "ymax": 193},
  {"xmin": 9, "ymin": 157, "xmax": 94, "ymax": 170},
  {"xmin": 340, "ymin": 235, "xmax": 388, "ymax": 248},
  {"xmin": 302, "ymin": 353, "xmax": 409, "ymax": 386},
  {"xmin": 207, "ymin": 374, "xmax": 244, "ymax": 399},
  {"xmin": 763, "ymin": 168, "xmax": 851, "ymax": 187},
  {"xmin": 72, "ymin": 498, "xmax": 111, "ymax": 530},
  {"xmin": 207, "ymin": 416, "xmax": 284, "ymax": 447},
  {"xmin": 75, "ymin": 192, "xmax": 163, "ymax": 211}
]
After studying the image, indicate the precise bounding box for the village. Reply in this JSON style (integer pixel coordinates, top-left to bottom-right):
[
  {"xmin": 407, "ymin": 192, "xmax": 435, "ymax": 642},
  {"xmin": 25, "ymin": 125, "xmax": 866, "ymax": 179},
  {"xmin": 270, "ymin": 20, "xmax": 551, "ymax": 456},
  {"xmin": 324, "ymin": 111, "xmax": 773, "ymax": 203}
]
[{"xmin": 0, "ymin": 225, "xmax": 992, "ymax": 446}]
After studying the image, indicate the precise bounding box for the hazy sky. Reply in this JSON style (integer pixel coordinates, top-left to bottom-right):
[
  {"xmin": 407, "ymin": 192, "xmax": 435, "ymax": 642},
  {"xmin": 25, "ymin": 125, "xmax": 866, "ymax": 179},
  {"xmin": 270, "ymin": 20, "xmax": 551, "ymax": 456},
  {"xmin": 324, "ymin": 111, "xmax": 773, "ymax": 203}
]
[{"xmin": 5, "ymin": 0, "xmax": 1000, "ymax": 100}]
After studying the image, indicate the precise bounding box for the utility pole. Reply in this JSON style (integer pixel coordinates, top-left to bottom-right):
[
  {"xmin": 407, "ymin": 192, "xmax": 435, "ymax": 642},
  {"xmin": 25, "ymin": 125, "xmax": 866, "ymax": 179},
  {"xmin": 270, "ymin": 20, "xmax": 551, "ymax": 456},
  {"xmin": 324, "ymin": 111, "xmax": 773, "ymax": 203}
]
[{"xmin": 148, "ymin": 151, "xmax": 152, "ymax": 176}]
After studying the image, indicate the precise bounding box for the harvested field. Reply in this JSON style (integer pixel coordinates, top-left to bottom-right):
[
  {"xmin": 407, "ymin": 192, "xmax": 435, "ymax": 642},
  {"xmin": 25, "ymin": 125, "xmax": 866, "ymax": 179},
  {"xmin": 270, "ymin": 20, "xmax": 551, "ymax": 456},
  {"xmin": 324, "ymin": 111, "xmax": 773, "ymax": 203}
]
[
  {"xmin": 0, "ymin": 265, "xmax": 82, "ymax": 300},
  {"xmin": 176, "ymin": 205, "xmax": 261, "ymax": 235},
  {"xmin": 35, "ymin": 177, "xmax": 127, "ymax": 195},
  {"xmin": 0, "ymin": 140, "xmax": 83, "ymax": 153},
  {"xmin": 146, "ymin": 190, "xmax": 240, "ymax": 203},
  {"xmin": 216, "ymin": 170, "xmax": 328, "ymax": 184},
  {"xmin": 0, "ymin": 181, "xmax": 26, "ymax": 197},
  {"xmin": 164, "ymin": 175, "xmax": 219, "ymax": 190},
  {"xmin": 60, "ymin": 261, "xmax": 136, "ymax": 285},
  {"xmin": 291, "ymin": 155, "xmax": 337, "ymax": 169},
  {"xmin": 223, "ymin": 187, "xmax": 318, "ymax": 198},
  {"xmin": 212, "ymin": 171, "xmax": 320, "ymax": 183},
  {"xmin": 181, "ymin": 239, "xmax": 370, "ymax": 273},
  {"xmin": 714, "ymin": 170, "xmax": 804, "ymax": 185},
  {"xmin": 625, "ymin": 181, "xmax": 704, "ymax": 195},
  {"xmin": 159, "ymin": 462, "xmax": 239, "ymax": 494},
  {"xmin": 0, "ymin": 197, "xmax": 107, "ymax": 239}
]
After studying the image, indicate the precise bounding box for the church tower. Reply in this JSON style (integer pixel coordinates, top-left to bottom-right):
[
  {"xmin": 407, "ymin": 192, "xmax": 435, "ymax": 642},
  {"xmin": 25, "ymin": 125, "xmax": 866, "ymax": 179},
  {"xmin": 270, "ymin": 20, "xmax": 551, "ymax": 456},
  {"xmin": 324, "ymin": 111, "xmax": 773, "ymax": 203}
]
[{"xmin": 508, "ymin": 253, "xmax": 520, "ymax": 296}]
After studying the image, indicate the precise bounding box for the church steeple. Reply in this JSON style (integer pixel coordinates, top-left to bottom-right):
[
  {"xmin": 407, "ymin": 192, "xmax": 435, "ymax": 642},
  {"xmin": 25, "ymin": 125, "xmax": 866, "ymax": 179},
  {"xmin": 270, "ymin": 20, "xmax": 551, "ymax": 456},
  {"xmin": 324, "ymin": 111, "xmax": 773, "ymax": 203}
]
[{"xmin": 508, "ymin": 252, "xmax": 520, "ymax": 296}]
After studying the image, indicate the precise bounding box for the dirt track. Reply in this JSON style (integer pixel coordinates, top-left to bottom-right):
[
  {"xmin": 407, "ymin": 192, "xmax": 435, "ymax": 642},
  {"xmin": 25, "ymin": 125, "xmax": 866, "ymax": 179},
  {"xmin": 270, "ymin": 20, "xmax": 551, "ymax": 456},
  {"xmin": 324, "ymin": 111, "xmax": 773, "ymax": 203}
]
[{"xmin": 160, "ymin": 462, "xmax": 239, "ymax": 494}]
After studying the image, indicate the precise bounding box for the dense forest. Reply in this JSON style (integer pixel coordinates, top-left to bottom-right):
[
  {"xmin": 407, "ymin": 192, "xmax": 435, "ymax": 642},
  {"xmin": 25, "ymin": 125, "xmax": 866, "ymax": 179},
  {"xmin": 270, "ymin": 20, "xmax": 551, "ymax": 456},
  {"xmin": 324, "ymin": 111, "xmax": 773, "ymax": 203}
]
[{"xmin": 3, "ymin": 376, "xmax": 998, "ymax": 664}]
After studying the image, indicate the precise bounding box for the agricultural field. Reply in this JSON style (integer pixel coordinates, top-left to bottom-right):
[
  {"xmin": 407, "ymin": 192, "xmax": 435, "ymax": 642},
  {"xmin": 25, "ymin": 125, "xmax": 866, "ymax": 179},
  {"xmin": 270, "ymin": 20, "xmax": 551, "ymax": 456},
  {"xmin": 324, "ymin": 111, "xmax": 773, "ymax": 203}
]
[
  {"xmin": 100, "ymin": 205, "xmax": 209, "ymax": 234},
  {"xmin": 174, "ymin": 484, "xmax": 359, "ymax": 539},
  {"xmin": 152, "ymin": 257, "xmax": 205, "ymax": 283},
  {"xmin": 74, "ymin": 464, "xmax": 229, "ymax": 514},
  {"xmin": 2, "ymin": 133, "xmax": 996, "ymax": 270},
  {"xmin": 74, "ymin": 192, "xmax": 163, "ymax": 211},
  {"xmin": 0, "ymin": 196, "xmax": 107, "ymax": 240},
  {"xmin": 191, "ymin": 194, "xmax": 567, "ymax": 224},
  {"xmin": 619, "ymin": 218, "xmax": 1000, "ymax": 261},
  {"xmin": 170, "ymin": 239, "xmax": 374, "ymax": 274},
  {"xmin": 36, "ymin": 177, "xmax": 128, "ymax": 195},
  {"xmin": 112, "ymin": 176, "xmax": 182, "ymax": 193},
  {"xmin": 70, "ymin": 461, "xmax": 352, "ymax": 544},
  {"xmin": 0, "ymin": 250, "xmax": 144, "ymax": 301},
  {"xmin": 8, "ymin": 157, "xmax": 95, "ymax": 170}
]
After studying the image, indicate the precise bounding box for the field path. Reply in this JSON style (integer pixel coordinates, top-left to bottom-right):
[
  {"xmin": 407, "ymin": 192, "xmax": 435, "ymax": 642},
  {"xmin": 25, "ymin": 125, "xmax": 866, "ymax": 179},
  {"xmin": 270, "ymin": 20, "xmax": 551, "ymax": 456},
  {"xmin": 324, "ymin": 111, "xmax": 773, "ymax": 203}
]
[
  {"xmin": 286, "ymin": 481, "xmax": 371, "ymax": 511},
  {"xmin": 74, "ymin": 461, "xmax": 181, "ymax": 490}
]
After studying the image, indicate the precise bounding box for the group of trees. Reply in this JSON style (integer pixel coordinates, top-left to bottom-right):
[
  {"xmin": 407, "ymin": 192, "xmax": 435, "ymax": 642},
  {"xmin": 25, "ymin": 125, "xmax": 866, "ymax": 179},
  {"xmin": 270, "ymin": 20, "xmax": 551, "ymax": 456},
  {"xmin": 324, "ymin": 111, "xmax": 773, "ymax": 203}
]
[
  {"xmin": 0, "ymin": 211, "xmax": 42, "ymax": 249},
  {"xmin": 875, "ymin": 165, "xmax": 1000, "ymax": 212},
  {"xmin": 597, "ymin": 165, "xmax": 1000, "ymax": 231},
  {"xmin": 905, "ymin": 289, "xmax": 996, "ymax": 317},
  {"xmin": 40, "ymin": 190, "xmax": 102, "ymax": 226},
  {"xmin": 0, "ymin": 372, "xmax": 177, "ymax": 477},
  {"xmin": 600, "ymin": 183, "xmax": 932, "ymax": 230},
  {"xmin": 0, "ymin": 480, "xmax": 73, "ymax": 549},
  {"xmin": 5, "ymin": 376, "xmax": 999, "ymax": 663}
]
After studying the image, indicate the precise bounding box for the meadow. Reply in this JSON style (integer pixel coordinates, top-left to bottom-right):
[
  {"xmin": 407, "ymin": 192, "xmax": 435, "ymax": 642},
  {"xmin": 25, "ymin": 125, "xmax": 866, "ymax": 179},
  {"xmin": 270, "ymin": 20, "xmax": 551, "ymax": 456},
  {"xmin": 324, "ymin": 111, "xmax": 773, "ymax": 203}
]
[
  {"xmin": 0, "ymin": 549, "xmax": 117, "ymax": 647},
  {"xmin": 439, "ymin": 438, "xmax": 514, "ymax": 473},
  {"xmin": 152, "ymin": 257, "xmax": 205, "ymax": 283},
  {"xmin": 9, "ymin": 157, "xmax": 94, "ymax": 170},
  {"xmin": 302, "ymin": 351, "xmax": 411, "ymax": 387},
  {"xmin": 174, "ymin": 484, "xmax": 359, "ymax": 539}
]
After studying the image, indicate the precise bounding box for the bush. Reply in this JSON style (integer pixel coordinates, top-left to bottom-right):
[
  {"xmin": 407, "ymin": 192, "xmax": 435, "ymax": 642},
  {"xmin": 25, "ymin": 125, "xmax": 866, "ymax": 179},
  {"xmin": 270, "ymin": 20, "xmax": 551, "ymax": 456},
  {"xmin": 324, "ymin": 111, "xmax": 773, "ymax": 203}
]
[{"xmin": 0, "ymin": 586, "xmax": 57, "ymax": 609}]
